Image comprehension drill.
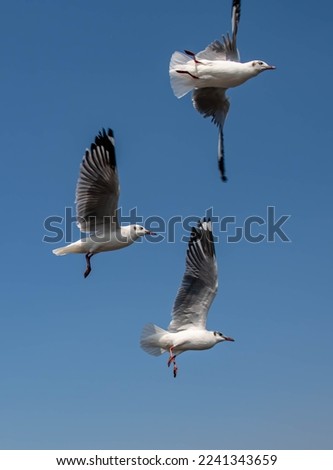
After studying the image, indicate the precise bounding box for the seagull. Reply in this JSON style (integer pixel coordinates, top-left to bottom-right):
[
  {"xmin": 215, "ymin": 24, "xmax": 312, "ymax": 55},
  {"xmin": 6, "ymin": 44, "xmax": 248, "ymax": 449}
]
[
  {"xmin": 169, "ymin": 0, "xmax": 275, "ymax": 181},
  {"xmin": 52, "ymin": 128, "xmax": 155, "ymax": 278},
  {"xmin": 140, "ymin": 219, "xmax": 234, "ymax": 378}
]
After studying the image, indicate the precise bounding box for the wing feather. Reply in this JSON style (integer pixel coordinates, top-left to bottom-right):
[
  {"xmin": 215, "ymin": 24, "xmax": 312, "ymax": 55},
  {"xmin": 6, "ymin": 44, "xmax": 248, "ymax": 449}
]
[
  {"xmin": 75, "ymin": 128, "xmax": 120, "ymax": 233},
  {"xmin": 168, "ymin": 219, "xmax": 218, "ymax": 332},
  {"xmin": 196, "ymin": 0, "xmax": 241, "ymax": 63},
  {"xmin": 192, "ymin": 88, "xmax": 230, "ymax": 181}
]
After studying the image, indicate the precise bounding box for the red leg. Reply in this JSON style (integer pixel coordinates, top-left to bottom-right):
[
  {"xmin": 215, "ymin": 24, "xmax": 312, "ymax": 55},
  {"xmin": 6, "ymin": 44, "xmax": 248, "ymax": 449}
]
[
  {"xmin": 175, "ymin": 70, "xmax": 199, "ymax": 79},
  {"xmin": 184, "ymin": 49, "xmax": 203, "ymax": 64},
  {"xmin": 173, "ymin": 362, "xmax": 178, "ymax": 378},
  {"xmin": 167, "ymin": 346, "xmax": 176, "ymax": 367},
  {"xmin": 84, "ymin": 253, "xmax": 93, "ymax": 278},
  {"xmin": 167, "ymin": 347, "xmax": 178, "ymax": 378}
]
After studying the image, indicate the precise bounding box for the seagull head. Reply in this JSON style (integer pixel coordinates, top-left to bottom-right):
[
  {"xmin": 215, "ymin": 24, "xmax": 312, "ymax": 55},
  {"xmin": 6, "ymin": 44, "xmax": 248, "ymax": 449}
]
[
  {"xmin": 213, "ymin": 331, "xmax": 235, "ymax": 343},
  {"xmin": 131, "ymin": 224, "xmax": 156, "ymax": 239},
  {"xmin": 251, "ymin": 60, "xmax": 276, "ymax": 74}
]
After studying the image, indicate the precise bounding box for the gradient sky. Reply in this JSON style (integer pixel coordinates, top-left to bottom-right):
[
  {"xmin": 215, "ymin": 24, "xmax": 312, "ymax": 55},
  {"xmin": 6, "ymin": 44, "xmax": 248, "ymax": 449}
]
[{"xmin": 0, "ymin": 0, "xmax": 332, "ymax": 450}]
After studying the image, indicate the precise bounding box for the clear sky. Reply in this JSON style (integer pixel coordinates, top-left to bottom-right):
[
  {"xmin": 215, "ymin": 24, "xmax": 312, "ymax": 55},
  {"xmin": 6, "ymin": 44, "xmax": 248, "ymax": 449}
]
[{"xmin": 0, "ymin": 0, "xmax": 332, "ymax": 450}]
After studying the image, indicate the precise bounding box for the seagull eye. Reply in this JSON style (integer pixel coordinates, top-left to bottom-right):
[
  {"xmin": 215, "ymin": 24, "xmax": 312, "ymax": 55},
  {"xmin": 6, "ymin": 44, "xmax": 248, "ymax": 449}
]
[
  {"xmin": 258, "ymin": 61, "xmax": 263, "ymax": 65},
  {"xmin": 134, "ymin": 226, "xmax": 136, "ymax": 231}
]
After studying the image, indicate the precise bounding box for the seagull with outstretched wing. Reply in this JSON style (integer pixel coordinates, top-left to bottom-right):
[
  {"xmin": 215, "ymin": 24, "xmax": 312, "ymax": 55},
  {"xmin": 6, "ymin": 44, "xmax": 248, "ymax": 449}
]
[
  {"xmin": 140, "ymin": 219, "xmax": 234, "ymax": 378},
  {"xmin": 52, "ymin": 128, "xmax": 155, "ymax": 278},
  {"xmin": 169, "ymin": 0, "xmax": 275, "ymax": 181}
]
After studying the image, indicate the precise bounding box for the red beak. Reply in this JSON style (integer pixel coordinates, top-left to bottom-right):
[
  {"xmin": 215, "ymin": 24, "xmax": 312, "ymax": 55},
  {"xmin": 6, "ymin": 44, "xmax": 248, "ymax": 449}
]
[{"xmin": 223, "ymin": 336, "xmax": 235, "ymax": 342}]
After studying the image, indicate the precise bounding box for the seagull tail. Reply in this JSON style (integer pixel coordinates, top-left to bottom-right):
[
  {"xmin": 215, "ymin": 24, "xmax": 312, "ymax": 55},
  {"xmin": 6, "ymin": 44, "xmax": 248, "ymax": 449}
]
[
  {"xmin": 169, "ymin": 51, "xmax": 195, "ymax": 98},
  {"xmin": 52, "ymin": 246, "xmax": 71, "ymax": 256},
  {"xmin": 52, "ymin": 242, "xmax": 83, "ymax": 256},
  {"xmin": 52, "ymin": 239, "xmax": 86, "ymax": 256},
  {"xmin": 140, "ymin": 323, "xmax": 167, "ymax": 356}
]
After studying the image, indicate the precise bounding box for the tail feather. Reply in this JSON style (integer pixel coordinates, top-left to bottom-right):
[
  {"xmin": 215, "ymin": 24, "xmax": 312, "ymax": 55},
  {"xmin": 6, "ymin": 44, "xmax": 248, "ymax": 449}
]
[
  {"xmin": 169, "ymin": 51, "xmax": 194, "ymax": 98},
  {"xmin": 52, "ymin": 240, "xmax": 84, "ymax": 256},
  {"xmin": 52, "ymin": 246, "xmax": 70, "ymax": 256},
  {"xmin": 140, "ymin": 323, "xmax": 167, "ymax": 356}
]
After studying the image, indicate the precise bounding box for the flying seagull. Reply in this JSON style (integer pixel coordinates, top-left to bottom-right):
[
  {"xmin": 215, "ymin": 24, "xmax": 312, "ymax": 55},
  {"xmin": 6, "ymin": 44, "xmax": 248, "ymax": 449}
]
[
  {"xmin": 140, "ymin": 219, "xmax": 234, "ymax": 378},
  {"xmin": 169, "ymin": 0, "xmax": 275, "ymax": 181},
  {"xmin": 52, "ymin": 128, "xmax": 155, "ymax": 278}
]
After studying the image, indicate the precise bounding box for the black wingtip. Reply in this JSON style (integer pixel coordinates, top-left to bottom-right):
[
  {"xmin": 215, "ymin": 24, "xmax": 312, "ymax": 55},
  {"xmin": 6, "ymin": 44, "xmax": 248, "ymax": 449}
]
[
  {"xmin": 198, "ymin": 217, "xmax": 211, "ymax": 227},
  {"xmin": 190, "ymin": 220, "xmax": 211, "ymax": 239},
  {"xmin": 92, "ymin": 128, "xmax": 115, "ymax": 154},
  {"xmin": 195, "ymin": 218, "xmax": 214, "ymax": 243},
  {"xmin": 96, "ymin": 127, "xmax": 114, "ymax": 141},
  {"xmin": 232, "ymin": 0, "xmax": 241, "ymax": 19},
  {"xmin": 106, "ymin": 128, "xmax": 114, "ymax": 139},
  {"xmin": 85, "ymin": 127, "xmax": 117, "ymax": 171},
  {"xmin": 190, "ymin": 218, "xmax": 215, "ymax": 258},
  {"xmin": 218, "ymin": 130, "xmax": 228, "ymax": 183}
]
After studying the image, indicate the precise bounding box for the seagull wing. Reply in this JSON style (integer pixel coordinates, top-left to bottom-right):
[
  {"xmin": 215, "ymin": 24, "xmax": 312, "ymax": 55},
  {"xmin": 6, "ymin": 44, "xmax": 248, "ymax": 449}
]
[
  {"xmin": 196, "ymin": 39, "xmax": 228, "ymax": 61},
  {"xmin": 196, "ymin": 0, "xmax": 241, "ymax": 63},
  {"xmin": 231, "ymin": 0, "xmax": 241, "ymax": 38},
  {"xmin": 168, "ymin": 219, "xmax": 218, "ymax": 332},
  {"xmin": 75, "ymin": 128, "xmax": 120, "ymax": 233},
  {"xmin": 192, "ymin": 88, "xmax": 230, "ymax": 181}
]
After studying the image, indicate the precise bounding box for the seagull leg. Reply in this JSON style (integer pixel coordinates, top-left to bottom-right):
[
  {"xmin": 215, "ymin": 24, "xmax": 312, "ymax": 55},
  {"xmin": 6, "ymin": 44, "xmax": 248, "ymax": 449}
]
[
  {"xmin": 84, "ymin": 253, "xmax": 94, "ymax": 278},
  {"xmin": 173, "ymin": 360, "xmax": 178, "ymax": 378},
  {"xmin": 175, "ymin": 70, "xmax": 199, "ymax": 79},
  {"xmin": 184, "ymin": 49, "xmax": 203, "ymax": 65},
  {"xmin": 176, "ymin": 49, "xmax": 201, "ymax": 79},
  {"xmin": 167, "ymin": 347, "xmax": 178, "ymax": 378},
  {"xmin": 167, "ymin": 346, "xmax": 176, "ymax": 367}
]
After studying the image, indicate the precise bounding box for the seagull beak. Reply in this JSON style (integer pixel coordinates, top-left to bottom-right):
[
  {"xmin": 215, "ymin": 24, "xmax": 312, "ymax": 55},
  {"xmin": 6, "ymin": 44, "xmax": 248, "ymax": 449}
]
[
  {"xmin": 266, "ymin": 65, "xmax": 276, "ymax": 70},
  {"xmin": 145, "ymin": 230, "xmax": 156, "ymax": 236},
  {"xmin": 223, "ymin": 335, "xmax": 235, "ymax": 342}
]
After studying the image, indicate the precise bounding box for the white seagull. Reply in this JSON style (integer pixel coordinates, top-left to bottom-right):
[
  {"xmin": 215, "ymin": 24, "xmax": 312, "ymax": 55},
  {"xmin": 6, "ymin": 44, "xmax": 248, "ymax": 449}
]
[
  {"xmin": 140, "ymin": 218, "xmax": 234, "ymax": 378},
  {"xmin": 52, "ymin": 128, "xmax": 155, "ymax": 278},
  {"xmin": 169, "ymin": 0, "xmax": 275, "ymax": 181}
]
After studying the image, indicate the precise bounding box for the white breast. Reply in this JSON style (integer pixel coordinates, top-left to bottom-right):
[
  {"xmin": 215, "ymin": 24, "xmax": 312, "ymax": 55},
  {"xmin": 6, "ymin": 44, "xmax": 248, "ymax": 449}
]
[{"xmin": 193, "ymin": 60, "xmax": 254, "ymax": 88}]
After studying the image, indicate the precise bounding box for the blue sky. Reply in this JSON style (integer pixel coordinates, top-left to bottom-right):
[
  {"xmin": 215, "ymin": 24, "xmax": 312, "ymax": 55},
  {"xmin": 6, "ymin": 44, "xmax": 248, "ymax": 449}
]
[{"xmin": 0, "ymin": 0, "xmax": 332, "ymax": 450}]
